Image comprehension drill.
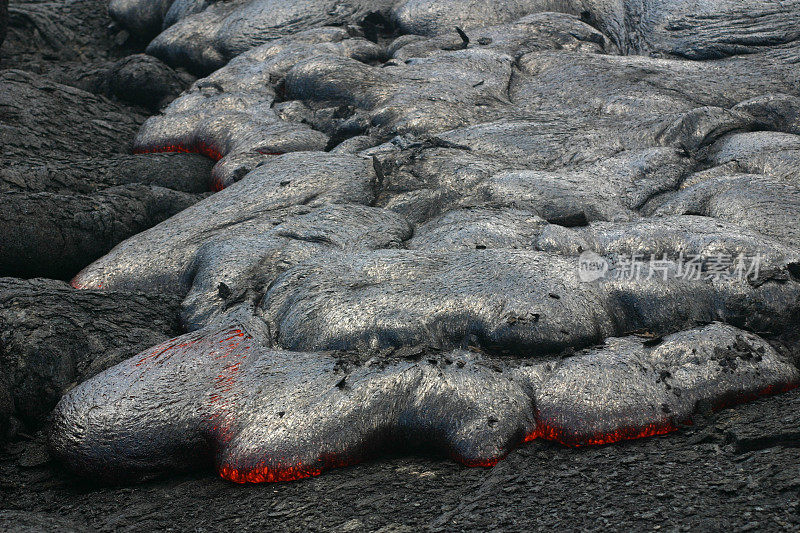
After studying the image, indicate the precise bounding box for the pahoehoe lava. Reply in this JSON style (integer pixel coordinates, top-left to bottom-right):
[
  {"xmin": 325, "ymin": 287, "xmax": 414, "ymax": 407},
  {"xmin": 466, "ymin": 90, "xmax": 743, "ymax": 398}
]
[
  {"xmin": 44, "ymin": 0, "xmax": 800, "ymax": 483},
  {"xmin": 48, "ymin": 323, "xmax": 800, "ymax": 482}
]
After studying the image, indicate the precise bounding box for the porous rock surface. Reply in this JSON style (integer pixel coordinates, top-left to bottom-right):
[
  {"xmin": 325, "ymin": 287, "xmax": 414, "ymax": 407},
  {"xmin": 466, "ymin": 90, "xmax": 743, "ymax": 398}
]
[
  {"xmin": 0, "ymin": 69, "xmax": 210, "ymax": 279},
  {"xmin": 0, "ymin": 278, "xmax": 182, "ymax": 433}
]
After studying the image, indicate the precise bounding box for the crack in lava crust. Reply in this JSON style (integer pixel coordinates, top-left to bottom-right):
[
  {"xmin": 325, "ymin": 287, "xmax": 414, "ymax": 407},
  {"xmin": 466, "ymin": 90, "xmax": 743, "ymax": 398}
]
[
  {"xmin": 132, "ymin": 143, "xmax": 285, "ymax": 191},
  {"xmin": 134, "ymin": 142, "xmax": 224, "ymax": 163}
]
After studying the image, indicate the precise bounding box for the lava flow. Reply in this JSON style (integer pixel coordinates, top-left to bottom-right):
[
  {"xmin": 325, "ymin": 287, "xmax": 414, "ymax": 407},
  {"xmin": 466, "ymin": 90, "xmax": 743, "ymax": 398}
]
[
  {"xmin": 219, "ymin": 382, "xmax": 799, "ymax": 484},
  {"xmin": 523, "ymin": 381, "xmax": 800, "ymax": 450},
  {"xmin": 208, "ymin": 328, "xmax": 252, "ymax": 444}
]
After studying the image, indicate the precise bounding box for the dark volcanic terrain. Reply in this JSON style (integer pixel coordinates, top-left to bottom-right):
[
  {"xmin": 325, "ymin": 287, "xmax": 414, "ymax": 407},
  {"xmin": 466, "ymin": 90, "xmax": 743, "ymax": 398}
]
[
  {"xmin": 1, "ymin": 388, "xmax": 799, "ymax": 531},
  {"xmin": 1, "ymin": 0, "xmax": 799, "ymax": 531}
]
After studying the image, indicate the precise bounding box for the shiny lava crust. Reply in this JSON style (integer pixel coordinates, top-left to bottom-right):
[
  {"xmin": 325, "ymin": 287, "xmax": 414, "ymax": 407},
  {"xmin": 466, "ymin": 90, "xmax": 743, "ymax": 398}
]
[{"xmin": 50, "ymin": 0, "xmax": 800, "ymax": 483}]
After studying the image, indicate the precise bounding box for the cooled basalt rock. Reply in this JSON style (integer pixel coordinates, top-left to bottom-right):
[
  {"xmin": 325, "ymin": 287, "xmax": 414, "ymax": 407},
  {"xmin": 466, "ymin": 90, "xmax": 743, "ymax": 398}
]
[
  {"xmin": 133, "ymin": 13, "xmax": 610, "ymax": 167},
  {"xmin": 407, "ymin": 207, "xmax": 554, "ymax": 252},
  {"xmin": 391, "ymin": 0, "xmax": 800, "ymax": 61},
  {"xmin": 704, "ymin": 131, "xmax": 800, "ymax": 184},
  {"xmin": 48, "ymin": 322, "xmax": 799, "ymax": 482},
  {"xmin": 0, "ymin": 185, "xmax": 199, "ymax": 279},
  {"xmin": 391, "ymin": 0, "xmax": 579, "ymax": 36},
  {"xmin": 0, "ymin": 153, "xmax": 214, "ymax": 194},
  {"xmin": 129, "ymin": 15, "xmax": 798, "ymax": 190},
  {"xmin": 106, "ymin": 53, "xmax": 195, "ymax": 110},
  {"xmin": 352, "ymin": 45, "xmax": 799, "ymax": 223},
  {"xmin": 732, "ymin": 94, "xmax": 800, "ymax": 136},
  {"xmin": 285, "ymin": 48, "xmax": 515, "ymax": 138},
  {"xmin": 650, "ymin": 174, "xmax": 800, "ymax": 247},
  {"xmin": 578, "ymin": 0, "xmax": 800, "ymax": 59},
  {"xmin": 575, "ymin": 216, "xmax": 800, "ymax": 274},
  {"xmin": 408, "ymin": 212, "xmax": 800, "ymax": 272},
  {"xmin": 0, "ymin": 0, "xmax": 8, "ymax": 49},
  {"xmin": 389, "ymin": 10, "xmax": 610, "ymax": 59},
  {"xmin": 108, "ymin": 0, "xmax": 174, "ymax": 40},
  {"xmin": 180, "ymin": 204, "xmax": 411, "ymax": 330},
  {"xmin": 319, "ymin": 49, "xmax": 796, "ymax": 209},
  {"xmin": 0, "ymin": 70, "xmax": 144, "ymax": 160},
  {"xmin": 0, "ymin": 278, "xmax": 181, "ymax": 431},
  {"xmin": 463, "ymin": 148, "xmax": 691, "ymax": 225},
  {"xmin": 134, "ymin": 92, "xmax": 329, "ymax": 189},
  {"xmin": 531, "ymin": 325, "xmax": 799, "ymax": 444},
  {"xmin": 0, "ymin": 512, "xmax": 87, "ymax": 533},
  {"xmin": 105, "ymin": 0, "xmax": 800, "ymax": 72},
  {"xmin": 108, "ymin": 0, "xmax": 398, "ymax": 73},
  {"xmin": 0, "ymin": 375, "xmax": 12, "ymax": 440},
  {"xmin": 74, "ymin": 194, "xmax": 800, "ymax": 339},
  {"xmin": 504, "ymin": 51, "xmax": 797, "ymax": 141},
  {"xmin": 46, "ymin": 1, "xmax": 800, "ymax": 485},
  {"xmin": 194, "ymin": 27, "xmax": 383, "ymax": 95},
  {"xmin": 132, "ymin": 28, "xmax": 383, "ymax": 187},
  {"xmin": 0, "ymin": 68, "xmax": 216, "ymax": 278}
]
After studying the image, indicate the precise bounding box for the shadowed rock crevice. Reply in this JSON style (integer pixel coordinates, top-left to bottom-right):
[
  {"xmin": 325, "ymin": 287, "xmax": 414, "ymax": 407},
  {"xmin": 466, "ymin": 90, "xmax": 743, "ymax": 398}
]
[
  {"xmin": 0, "ymin": 69, "xmax": 214, "ymax": 280},
  {"xmin": 0, "ymin": 0, "xmax": 8, "ymax": 49}
]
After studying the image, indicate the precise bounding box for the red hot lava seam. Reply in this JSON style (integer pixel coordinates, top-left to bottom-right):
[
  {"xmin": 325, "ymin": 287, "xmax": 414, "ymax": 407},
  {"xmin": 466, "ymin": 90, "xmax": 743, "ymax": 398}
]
[
  {"xmin": 134, "ymin": 141, "xmax": 224, "ymax": 162},
  {"xmin": 218, "ymin": 381, "xmax": 799, "ymax": 484}
]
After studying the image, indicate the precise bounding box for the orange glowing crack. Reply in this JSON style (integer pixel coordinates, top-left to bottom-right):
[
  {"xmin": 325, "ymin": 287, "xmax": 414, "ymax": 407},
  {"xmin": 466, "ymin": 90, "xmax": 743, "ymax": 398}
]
[
  {"xmin": 207, "ymin": 328, "xmax": 252, "ymax": 445},
  {"xmin": 134, "ymin": 141, "xmax": 224, "ymax": 162}
]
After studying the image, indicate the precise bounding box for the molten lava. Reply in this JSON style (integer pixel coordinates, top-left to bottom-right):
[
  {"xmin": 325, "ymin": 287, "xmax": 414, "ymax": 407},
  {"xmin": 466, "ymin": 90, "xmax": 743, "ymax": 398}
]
[
  {"xmin": 218, "ymin": 381, "xmax": 798, "ymax": 484},
  {"xmin": 134, "ymin": 141, "xmax": 223, "ymax": 162}
]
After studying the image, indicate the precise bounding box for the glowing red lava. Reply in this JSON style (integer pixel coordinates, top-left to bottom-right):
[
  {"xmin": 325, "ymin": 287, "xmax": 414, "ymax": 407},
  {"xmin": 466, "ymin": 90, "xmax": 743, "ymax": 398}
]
[
  {"xmin": 219, "ymin": 464, "xmax": 323, "ymax": 484},
  {"xmin": 208, "ymin": 328, "xmax": 251, "ymax": 444},
  {"xmin": 524, "ymin": 419, "xmax": 680, "ymax": 448},
  {"xmin": 218, "ymin": 381, "xmax": 798, "ymax": 483},
  {"xmin": 524, "ymin": 382, "xmax": 799, "ymax": 449},
  {"xmin": 134, "ymin": 337, "xmax": 199, "ymax": 367},
  {"xmin": 219, "ymin": 454, "xmax": 359, "ymax": 484},
  {"xmin": 63, "ymin": 285, "xmax": 800, "ymax": 483},
  {"xmin": 456, "ymin": 456, "xmax": 503, "ymax": 468},
  {"xmin": 134, "ymin": 141, "xmax": 224, "ymax": 162}
]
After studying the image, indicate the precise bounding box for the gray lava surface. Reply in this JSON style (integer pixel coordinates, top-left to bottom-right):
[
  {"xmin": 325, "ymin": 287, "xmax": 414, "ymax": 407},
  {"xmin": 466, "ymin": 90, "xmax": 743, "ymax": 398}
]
[{"xmin": 1, "ymin": 0, "xmax": 799, "ymax": 530}]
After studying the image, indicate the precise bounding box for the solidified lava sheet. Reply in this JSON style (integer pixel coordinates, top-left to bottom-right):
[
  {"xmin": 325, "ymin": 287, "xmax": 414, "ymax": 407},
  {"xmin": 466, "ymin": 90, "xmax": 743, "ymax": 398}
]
[{"xmin": 49, "ymin": 0, "xmax": 800, "ymax": 483}]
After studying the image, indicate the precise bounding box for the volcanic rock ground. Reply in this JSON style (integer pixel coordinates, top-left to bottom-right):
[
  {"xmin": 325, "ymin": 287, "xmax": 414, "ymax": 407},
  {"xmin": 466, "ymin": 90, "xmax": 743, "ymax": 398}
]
[{"xmin": 1, "ymin": 0, "xmax": 800, "ymax": 531}]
